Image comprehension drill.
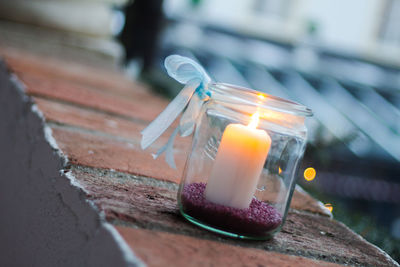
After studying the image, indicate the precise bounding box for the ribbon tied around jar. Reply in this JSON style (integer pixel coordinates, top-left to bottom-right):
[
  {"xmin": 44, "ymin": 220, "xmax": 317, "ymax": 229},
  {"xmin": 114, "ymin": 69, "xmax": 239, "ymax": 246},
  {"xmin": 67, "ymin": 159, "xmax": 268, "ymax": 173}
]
[{"xmin": 141, "ymin": 55, "xmax": 212, "ymax": 169}]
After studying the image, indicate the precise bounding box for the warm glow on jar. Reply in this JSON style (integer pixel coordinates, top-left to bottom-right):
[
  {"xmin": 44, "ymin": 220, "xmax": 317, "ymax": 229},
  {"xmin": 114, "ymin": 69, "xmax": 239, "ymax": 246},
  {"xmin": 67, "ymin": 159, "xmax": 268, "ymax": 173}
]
[{"xmin": 257, "ymin": 93, "xmax": 266, "ymax": 100}]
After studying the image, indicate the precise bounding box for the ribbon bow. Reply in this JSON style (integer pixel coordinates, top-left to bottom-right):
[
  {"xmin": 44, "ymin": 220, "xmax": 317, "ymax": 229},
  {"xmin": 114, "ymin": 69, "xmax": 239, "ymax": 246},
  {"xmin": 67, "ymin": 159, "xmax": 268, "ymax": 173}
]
[{"xmin": 141, "ymin": 55, "xmax": 212, "ymax": 169}]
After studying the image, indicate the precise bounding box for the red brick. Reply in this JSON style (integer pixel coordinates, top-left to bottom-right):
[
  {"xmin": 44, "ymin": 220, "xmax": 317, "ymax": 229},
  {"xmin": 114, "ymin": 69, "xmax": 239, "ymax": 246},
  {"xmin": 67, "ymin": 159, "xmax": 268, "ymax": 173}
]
[
  {"xmin": 35, "ymin": 97, "xmax": 145, "ymax": 141},
  {"xmin": 1, "ymin": 46, "xmax": 170, "ymax": 122},
  {"xmin": 116, "ymin": 227, "xmax": 343, "ymax": 267},
  {"xmin": 73, "ymin": 166, "xmax": 397, "ymax": 267},
  {"xmin": 1, "ymin": 45, "xmax": 149, "ymax": 96},
  {"xmin": 53, "ymin": 127, "xmax": 188, "ymax": 183},
  {"xmin": 20, "ymin": 67, "xmax": 165, "ymax": 105},
  {"xmin": 291, "ymin": 188, "xmax": 330, "ymax": 216},
  {"xmin": 20, "ymin": 72, "xmax": 167, "ymax": 122},
  {"xmin": 72, "ymin": 167, "xmax": 329, "ymax": 232},
  {"xmin": 35, "ymin": 97, "xmax": 190, "ymax": 148},
  {"xmin": 2, "ymin": 46, "xmax": 171, "ymax": 116}
]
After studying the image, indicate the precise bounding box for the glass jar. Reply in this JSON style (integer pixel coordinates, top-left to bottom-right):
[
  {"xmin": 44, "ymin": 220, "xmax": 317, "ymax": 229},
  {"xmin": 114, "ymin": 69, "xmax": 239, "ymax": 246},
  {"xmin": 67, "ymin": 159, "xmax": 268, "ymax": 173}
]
[{"xmin": 178, "ymin": 83, "xmax": 312, "ymax": 240}]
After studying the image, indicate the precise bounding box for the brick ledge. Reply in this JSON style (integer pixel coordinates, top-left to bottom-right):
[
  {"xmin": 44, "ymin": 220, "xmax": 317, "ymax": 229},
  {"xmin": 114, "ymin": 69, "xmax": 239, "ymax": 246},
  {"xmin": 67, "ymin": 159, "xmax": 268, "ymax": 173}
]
[{"xmin": 0, "ymin": 47, "xmax": 399, "ymax": 267}]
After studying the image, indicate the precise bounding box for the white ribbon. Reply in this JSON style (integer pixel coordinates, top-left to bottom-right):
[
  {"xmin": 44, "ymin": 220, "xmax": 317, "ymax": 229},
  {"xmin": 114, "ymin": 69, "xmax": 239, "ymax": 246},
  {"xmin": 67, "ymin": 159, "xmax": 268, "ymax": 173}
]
[{"xmin": 141, "ymin": 55, "xmax": 212, "ymax": 169}]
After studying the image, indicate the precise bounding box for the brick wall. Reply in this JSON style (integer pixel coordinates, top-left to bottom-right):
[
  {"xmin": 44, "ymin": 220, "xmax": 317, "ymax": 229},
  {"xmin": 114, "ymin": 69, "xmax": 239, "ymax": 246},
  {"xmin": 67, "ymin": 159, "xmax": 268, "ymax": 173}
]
[{"xmin": 0, "ymin": 45, "xmax": 398, "ymax": 267}]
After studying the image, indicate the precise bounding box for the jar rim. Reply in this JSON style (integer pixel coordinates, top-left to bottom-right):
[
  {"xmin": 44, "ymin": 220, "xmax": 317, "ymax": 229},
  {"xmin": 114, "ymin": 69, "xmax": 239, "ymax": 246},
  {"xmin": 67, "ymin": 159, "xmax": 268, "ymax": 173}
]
[{"xmin": 209, "ymin": 82, "xmax": 313, "ymax": 117}]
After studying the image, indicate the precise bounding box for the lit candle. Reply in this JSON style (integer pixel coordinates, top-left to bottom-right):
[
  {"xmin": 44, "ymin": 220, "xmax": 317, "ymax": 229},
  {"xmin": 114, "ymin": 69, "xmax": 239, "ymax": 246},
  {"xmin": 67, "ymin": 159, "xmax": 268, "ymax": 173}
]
[{"xmin": 205, "ymin": 112, "xmax": 271, "ymax": 209}]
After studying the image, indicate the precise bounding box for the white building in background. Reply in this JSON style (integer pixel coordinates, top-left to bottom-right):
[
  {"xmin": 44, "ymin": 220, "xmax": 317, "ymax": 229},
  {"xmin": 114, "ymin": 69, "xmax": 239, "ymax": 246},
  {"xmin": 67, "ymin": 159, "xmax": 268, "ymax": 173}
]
[{"xmin": 164, "ymin": 0, "xmax": 400, "ymax": 67}]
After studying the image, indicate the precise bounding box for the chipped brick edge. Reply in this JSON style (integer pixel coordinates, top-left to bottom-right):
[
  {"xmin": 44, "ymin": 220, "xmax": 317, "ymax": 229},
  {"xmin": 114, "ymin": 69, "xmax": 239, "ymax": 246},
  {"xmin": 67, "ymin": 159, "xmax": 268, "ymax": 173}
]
[{"xmin": 0, "ymin": 59, "xmax": 145, "ymax": 267}]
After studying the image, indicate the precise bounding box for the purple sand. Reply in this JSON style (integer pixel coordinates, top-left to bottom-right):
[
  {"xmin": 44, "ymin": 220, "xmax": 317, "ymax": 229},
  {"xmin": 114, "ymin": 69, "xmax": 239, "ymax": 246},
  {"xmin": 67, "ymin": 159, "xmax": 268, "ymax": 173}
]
[{"xmin": 181, "ymin": 182, "xmax": 282, "ymax": 236}]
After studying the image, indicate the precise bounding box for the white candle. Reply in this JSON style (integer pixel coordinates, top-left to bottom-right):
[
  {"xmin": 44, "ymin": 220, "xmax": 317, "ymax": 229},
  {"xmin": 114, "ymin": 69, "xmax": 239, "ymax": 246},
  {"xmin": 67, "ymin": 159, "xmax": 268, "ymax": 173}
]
[{"xmin": 205, "ymin": 113, "xmax": 271, "ymax": 209}]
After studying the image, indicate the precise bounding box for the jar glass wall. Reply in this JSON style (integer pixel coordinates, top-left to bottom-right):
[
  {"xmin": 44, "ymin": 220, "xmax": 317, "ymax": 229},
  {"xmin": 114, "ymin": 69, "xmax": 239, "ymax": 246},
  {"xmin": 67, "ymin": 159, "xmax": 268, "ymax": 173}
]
[{"xmin": 178, "ymin": 83, "xmax": 312, "ymax": 240}]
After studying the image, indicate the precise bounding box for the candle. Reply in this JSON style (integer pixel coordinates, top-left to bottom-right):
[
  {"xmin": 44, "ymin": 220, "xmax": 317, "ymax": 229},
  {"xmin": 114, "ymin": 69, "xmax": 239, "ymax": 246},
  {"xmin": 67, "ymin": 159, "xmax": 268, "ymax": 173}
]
[{"xmin": 205, "ymin": 113, "xmax": 271, "ymax": 209}]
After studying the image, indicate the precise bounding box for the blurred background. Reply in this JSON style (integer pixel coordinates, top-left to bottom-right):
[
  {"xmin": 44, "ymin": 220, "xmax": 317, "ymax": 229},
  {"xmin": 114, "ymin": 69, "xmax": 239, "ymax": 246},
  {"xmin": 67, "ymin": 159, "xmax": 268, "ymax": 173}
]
[{"xmin": 0, "ymin": 0, "xmax": 399, "ymax": 261}]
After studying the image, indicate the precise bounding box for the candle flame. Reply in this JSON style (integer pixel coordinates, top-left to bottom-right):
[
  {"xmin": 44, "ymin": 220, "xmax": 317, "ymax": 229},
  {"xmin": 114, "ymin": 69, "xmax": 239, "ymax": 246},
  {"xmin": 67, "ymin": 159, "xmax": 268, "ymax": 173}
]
[
  {"xmin": 257, "ymin": 93, "xmax": 266, "ymax": 100},
  {"xmin": 248, "ymin": 112, "xmax": 260, "ymax": 129}
]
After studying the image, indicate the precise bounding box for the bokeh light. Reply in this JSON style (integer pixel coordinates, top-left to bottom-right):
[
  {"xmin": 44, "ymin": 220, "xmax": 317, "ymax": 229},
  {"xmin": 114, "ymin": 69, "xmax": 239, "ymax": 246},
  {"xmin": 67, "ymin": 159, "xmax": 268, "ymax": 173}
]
[{"xmin": 304, "ymin": 167, "xmax": 316, "ymax": 181}]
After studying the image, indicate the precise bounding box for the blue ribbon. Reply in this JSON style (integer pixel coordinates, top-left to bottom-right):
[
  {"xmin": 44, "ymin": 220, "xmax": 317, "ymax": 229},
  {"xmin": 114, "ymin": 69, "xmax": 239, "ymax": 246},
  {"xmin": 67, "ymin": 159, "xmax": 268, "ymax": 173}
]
[{"xmin": 141, "ymin": 55, "xmax": 212, "ymax": 169}]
